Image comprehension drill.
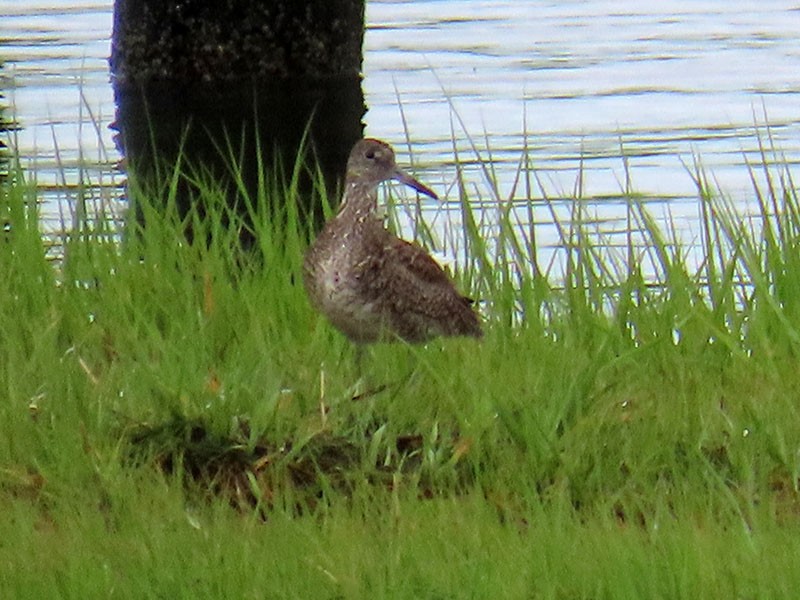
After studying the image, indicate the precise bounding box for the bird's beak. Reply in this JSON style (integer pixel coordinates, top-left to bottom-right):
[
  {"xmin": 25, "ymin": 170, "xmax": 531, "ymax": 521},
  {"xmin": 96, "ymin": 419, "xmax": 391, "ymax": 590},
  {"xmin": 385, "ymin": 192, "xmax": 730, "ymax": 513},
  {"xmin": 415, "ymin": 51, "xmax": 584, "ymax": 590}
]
[{"xmin": 393, "ymin": 168, "xmax": 439, "ymax": 200}]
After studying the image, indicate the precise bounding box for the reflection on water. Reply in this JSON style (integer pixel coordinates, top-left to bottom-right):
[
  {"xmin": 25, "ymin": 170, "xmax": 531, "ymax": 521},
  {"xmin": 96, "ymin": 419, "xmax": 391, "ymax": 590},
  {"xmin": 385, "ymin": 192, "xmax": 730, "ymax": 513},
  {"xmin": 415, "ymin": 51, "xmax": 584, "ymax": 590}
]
[
  {"xmin": 0, "ymin": 61, "xmax": 7, "ymax": 178},
  {"xmin": 0, "ymin": 56, "xmax": 16, "ymax": 180},
  {"xmin": 1, "ymin": 0, "xmax": 800, "ymax": 273},
  {"xmin": 112, "ymin": 76, "xmax": 364, "ymax": 246}
]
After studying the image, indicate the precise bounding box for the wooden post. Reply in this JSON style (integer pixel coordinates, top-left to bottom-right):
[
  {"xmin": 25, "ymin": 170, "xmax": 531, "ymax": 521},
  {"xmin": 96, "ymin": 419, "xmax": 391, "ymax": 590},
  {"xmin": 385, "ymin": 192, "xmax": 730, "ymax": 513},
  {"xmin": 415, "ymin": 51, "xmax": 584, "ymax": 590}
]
[{"xmin": 111, "ymin": 0, "xmax": 366, "ymax": 242}]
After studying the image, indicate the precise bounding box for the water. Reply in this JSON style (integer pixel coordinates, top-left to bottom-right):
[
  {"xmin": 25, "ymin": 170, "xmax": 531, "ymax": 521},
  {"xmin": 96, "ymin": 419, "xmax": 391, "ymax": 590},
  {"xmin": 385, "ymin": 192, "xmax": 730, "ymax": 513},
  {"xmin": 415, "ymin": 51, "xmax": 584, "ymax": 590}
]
[{"xmin": 2, "ymin": 0, "xmax": 800, "ymax": 274}]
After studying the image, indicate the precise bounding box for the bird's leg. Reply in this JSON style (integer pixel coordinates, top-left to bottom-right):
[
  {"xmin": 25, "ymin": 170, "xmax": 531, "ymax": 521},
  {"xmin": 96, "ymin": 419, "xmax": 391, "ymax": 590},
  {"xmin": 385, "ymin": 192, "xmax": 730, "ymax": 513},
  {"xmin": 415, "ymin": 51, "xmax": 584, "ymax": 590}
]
[
  {"xmin": 350, "ymin": 344, "xmax": 388, "ymax": 401},
  {"xmin": 347, "ymin": 344, "xmax": 368, "ymax": 400},
  {"xmin": 355, "ymin": 344, "xmax": 366, "ymax": 377}
]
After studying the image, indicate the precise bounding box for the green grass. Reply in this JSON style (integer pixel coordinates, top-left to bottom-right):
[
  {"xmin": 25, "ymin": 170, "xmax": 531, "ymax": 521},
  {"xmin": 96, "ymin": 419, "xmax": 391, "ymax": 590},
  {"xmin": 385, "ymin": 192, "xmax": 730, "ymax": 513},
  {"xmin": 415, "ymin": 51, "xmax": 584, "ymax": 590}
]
[{"xmin": 2, "ymin": 136, "xmax": 800, "ymax": 598}]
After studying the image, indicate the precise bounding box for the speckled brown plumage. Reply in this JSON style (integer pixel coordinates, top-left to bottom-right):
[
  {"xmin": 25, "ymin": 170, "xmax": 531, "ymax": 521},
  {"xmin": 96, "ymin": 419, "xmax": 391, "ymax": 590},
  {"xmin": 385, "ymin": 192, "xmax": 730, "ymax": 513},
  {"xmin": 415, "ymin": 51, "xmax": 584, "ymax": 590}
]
[{"xmin": 303, "ymin": 138, "xmax": 483, "ymax": 344}]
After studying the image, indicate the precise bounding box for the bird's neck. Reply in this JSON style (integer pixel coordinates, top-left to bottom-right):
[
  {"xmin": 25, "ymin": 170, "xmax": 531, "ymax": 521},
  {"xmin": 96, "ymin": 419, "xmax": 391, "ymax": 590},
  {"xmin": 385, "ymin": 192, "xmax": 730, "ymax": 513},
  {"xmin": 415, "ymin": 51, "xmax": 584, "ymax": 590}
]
[{"xmin": 337, "ymin": 181, "xmax": 380, "ymax": 222}]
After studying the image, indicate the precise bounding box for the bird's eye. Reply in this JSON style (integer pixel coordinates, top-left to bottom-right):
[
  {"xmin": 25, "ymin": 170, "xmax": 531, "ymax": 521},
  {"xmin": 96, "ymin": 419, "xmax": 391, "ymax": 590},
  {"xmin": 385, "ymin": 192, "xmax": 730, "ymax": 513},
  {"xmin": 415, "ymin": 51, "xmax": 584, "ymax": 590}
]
[{"xmin": 365, "ymin": 149, "xmax": 376, "ymax": 159}]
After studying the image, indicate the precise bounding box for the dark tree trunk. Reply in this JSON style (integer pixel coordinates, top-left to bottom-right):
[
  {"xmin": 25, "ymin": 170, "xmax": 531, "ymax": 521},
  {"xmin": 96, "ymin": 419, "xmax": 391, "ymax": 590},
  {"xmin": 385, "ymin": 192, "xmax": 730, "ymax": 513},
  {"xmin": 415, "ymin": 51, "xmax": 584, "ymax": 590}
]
[{"xmin": 110, "ymin": 0, "xmax": 366, "ymax": 244}]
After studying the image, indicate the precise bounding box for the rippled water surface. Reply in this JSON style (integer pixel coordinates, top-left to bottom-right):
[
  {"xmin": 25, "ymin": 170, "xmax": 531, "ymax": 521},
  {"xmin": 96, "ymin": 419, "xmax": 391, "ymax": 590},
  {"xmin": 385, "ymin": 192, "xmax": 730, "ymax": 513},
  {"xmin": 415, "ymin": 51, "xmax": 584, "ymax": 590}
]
[{"xmin": 2, "ymin": 1, "xmax": 800, "ymax": 269}]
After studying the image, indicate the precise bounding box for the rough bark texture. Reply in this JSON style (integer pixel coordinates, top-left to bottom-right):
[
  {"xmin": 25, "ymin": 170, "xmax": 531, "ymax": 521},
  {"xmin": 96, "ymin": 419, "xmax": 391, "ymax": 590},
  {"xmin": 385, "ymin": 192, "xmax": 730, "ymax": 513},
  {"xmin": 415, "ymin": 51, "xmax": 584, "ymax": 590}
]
[{"xmin": 111, "ymin": 0, "xmax": 364, "ymax": 83}]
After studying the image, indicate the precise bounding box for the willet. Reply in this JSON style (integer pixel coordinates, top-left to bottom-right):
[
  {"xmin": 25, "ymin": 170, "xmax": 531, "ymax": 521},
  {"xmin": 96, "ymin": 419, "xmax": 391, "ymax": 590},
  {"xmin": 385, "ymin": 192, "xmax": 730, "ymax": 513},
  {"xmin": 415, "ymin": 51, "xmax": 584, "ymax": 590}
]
[{"xmin": 303, "ymin": 138, "xmax": 482, "ymax": 344}]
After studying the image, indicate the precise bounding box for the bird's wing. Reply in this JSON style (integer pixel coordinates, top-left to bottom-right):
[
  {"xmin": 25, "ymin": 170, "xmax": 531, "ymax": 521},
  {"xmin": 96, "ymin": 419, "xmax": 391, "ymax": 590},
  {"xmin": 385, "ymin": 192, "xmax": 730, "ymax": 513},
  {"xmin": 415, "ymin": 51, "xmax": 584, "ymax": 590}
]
[
  {"xmin": 368, "ymin": 236, "xmax": 474, "ymax": 311},
  {"xmin": 351, "ymin": 234, "xmax": 481, "ymax": 341},
  {"xmin": 372, "ymin": 237, "xmax": 458, "ymax": 292}
]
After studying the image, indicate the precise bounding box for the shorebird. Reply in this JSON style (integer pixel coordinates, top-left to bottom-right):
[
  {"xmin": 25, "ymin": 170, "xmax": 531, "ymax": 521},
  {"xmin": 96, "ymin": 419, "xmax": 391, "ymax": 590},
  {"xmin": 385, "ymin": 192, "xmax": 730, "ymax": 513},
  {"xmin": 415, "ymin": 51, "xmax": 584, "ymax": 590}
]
[{"xmin": 303, "ymin": 138, "xmax": 482, "ymax": 344}]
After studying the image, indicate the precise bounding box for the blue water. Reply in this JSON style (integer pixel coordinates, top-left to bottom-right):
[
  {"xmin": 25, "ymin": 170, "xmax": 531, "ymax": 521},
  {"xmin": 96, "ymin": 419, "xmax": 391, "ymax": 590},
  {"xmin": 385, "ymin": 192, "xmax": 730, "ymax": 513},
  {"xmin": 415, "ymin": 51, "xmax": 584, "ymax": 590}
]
[{"xmin": 2, "ymin": 0, "xmax": 800, "ymax": 274}]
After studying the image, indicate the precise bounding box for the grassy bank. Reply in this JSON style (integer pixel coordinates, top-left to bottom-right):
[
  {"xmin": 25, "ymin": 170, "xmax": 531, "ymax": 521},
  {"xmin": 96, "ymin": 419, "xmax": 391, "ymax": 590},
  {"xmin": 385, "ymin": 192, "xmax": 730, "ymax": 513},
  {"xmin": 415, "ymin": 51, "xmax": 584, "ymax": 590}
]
[{"xmin": 1, "ymin": 146, "xmax": 800, "ymax": 598}]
